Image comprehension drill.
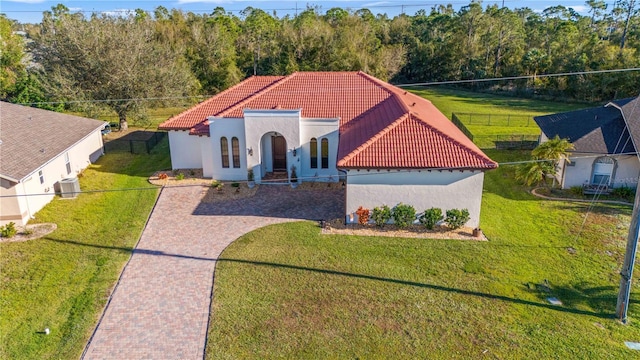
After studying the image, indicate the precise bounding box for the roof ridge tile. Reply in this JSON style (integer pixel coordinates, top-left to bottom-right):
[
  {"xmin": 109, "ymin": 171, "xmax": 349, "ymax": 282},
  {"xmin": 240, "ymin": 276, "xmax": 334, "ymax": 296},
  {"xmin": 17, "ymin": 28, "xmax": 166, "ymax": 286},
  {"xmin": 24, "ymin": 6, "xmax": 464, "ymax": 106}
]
[{"xmin": 217, "ymin": 73, "xmax": 298, "ymax": 118}]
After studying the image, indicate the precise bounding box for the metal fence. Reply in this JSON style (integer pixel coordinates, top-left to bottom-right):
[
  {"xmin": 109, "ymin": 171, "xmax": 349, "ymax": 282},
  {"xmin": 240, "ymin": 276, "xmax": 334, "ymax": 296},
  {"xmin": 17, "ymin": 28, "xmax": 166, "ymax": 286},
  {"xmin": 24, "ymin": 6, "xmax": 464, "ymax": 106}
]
[
  {"xmin": 473, "ymin": 134, "xmax": 540, "ymax": 150},
  {"xmin": 452, "ymin": 112, "xmax": 538, "ymax": 127},
  {"xmin": 104, "ymin": 131, "xmax": 166, "ymax": 154},
  {"xmin": 451, "ymin": 113, "xmax": 474, "ymax": 140},
  {"xmin": 450, "ymin": 113, "xmax": 540, "ymax": 150}
]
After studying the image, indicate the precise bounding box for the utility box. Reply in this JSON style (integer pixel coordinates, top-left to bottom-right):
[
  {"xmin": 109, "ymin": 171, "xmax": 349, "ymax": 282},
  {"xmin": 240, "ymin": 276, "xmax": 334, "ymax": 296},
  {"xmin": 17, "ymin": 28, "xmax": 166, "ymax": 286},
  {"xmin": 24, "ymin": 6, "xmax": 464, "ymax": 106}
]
[{"xmin": 59, "ymin": 178, "xmax": 80, "ymax": 198}]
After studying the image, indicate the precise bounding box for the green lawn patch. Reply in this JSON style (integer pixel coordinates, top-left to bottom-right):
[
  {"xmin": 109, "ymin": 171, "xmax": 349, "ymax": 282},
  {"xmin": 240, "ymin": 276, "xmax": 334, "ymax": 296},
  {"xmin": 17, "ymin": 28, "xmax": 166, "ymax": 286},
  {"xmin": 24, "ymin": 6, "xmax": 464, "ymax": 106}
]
[
  {"xmin": 409, "ymin": 87, "xmax": 588, "ymax": 149},
  {"xmin": 0, "ymin": 139, "xmax": 170, "ymax": 359},
  {"xmin": 407, "ymin": 87, "xmax": 587, "ymax": 119},
  {"xmin": 207, "ymin": 149, "xmax": 640, "ymax": 358}
]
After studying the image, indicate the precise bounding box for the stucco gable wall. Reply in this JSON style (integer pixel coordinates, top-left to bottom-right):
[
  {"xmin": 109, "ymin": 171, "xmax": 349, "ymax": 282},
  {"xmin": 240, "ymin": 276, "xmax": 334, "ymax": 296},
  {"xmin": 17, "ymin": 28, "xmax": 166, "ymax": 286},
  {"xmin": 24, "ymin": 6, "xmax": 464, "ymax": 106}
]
[{"xmin": 345, "ymin": 170, "xmax": 485, "ymax": 228}]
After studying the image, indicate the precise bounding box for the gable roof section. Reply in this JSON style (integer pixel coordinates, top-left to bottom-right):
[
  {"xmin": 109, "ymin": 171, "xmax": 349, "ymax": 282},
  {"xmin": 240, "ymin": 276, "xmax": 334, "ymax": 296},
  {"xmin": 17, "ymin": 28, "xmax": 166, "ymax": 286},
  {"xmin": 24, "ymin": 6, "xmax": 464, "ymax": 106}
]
[
  {"xmin": 534, "ymin": 97, "xmax": 638, "ymax": 154},
  {"xmin": 159, "ymin": 72, "xmax": 497, "ymax": 170},
  {"xmin": 0, "ymin": 102, "xmax": 106, "ymax": 182},
  {"xmin": 611, "ymin": 96, "xmax": 640, "ymax": 154},
  {"xmin": 159, "ymin": 75, "xmax": 285, "ymax": 131}
]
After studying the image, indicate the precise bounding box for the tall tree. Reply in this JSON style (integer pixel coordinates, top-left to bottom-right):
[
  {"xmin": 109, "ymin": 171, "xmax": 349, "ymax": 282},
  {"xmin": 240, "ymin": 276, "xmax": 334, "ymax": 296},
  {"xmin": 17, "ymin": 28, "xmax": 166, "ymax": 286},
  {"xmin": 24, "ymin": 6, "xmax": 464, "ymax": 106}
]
[
  {"xmin": 0, "ymin": 15, "xmax": 26, "ymax": 99},
  {"xmin": 33, "ymin": 9, "xmax": 197, "ymax": 130}
]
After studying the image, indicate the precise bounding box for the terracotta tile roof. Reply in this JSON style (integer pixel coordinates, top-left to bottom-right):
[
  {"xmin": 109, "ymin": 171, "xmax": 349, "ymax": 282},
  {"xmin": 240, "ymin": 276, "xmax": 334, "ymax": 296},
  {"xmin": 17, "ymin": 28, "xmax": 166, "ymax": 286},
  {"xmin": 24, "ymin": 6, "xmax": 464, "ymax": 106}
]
[
  {"xmin": 0, "ymin": 102, "xmax": 106, "ymax": 182},
  {"xmin": 158, "ymin": 72, "xmax": 497, "ymax": 170},
  {"xmin": 159, "ymin": 76, "xmax": 285, "ymax": 131}
]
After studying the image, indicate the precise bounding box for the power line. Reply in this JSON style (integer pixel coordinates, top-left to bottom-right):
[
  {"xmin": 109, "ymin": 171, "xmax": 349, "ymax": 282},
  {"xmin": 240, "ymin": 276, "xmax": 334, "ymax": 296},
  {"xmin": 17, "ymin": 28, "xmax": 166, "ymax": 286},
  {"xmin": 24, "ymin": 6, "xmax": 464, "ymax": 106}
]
[
  {"xmin": 17, "ymin": 67, "xmax": 640, "ymax": 107},
  {"xmin": 394, "ymin": 68, "xmax": 640, "ymax": 87},
  {"xmin": 3, "ymin": 153, "xmax": 639, "ymax": 199}
]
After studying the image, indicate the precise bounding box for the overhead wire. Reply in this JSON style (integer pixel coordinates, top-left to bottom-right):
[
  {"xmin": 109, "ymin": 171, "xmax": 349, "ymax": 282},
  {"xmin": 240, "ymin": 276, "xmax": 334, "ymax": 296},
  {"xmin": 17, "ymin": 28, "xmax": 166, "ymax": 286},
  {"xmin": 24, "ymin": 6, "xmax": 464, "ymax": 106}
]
[{"xmin": 16, "ymin": 67, "xmax": 640, "ymax": 106}]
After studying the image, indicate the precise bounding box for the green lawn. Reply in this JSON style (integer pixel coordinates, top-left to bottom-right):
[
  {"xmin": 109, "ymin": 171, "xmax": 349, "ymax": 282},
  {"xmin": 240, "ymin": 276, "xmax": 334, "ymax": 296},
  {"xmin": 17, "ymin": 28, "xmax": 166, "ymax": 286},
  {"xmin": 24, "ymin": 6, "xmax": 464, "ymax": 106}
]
[
  {"xmin": 0, "ymin": 140, "xmax": 170, "ymax": 359},
  {"xmin": 408, "ymin": 87, "xmax": 589, "ymax": 148},
  {"xmin": 71, "ymin": 105, "xmax": 192, "ymax": 129},
  {"xmin": 408, "ymin": 87, "xmax": 588, "ymax": 119},
  {"xmin": 207, "ymin": 149, "xmax": 640, "ymax": 358}
]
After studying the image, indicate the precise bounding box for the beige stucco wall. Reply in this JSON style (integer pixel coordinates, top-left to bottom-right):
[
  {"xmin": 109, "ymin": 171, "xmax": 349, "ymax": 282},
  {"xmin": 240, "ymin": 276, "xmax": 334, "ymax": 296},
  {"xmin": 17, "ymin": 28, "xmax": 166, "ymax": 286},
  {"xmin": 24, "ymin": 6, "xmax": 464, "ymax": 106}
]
[{"xmin": 345, "ymin": 169, "xmax": 485, "ymax": 228}]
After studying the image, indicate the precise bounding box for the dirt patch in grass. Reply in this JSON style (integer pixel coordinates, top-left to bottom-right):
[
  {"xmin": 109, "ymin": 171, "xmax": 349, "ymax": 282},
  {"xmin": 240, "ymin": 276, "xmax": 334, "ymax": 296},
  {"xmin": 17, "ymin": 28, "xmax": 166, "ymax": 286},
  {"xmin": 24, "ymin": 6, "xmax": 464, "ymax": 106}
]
[
  {"xmin": 0, "ymin": 223, "xmax": 57, "ymax": 243},
  {"xmin": 322, "ymin": 219, "xmax": 486, "ymax": 241}
]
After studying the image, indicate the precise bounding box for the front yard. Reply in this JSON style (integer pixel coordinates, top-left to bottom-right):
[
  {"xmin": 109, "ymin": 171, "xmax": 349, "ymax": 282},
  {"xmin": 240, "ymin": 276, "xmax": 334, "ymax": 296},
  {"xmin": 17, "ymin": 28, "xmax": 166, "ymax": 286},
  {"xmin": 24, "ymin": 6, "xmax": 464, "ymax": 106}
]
[
  {"xmin": 207, "ymin": 149, "xmax": 640, "ymax": 358},
  {"xmin": 0, "ymin": 140, "xmax": 170, "ymax": 359}
]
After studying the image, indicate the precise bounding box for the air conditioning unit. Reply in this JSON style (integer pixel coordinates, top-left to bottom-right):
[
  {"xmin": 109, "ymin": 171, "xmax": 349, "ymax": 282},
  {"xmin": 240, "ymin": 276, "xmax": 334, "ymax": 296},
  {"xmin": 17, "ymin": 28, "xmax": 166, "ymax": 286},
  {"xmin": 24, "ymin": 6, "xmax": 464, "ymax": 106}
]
[{"xmin": 59, "ymin": 178, "xmax": 80, "ymax": 198}]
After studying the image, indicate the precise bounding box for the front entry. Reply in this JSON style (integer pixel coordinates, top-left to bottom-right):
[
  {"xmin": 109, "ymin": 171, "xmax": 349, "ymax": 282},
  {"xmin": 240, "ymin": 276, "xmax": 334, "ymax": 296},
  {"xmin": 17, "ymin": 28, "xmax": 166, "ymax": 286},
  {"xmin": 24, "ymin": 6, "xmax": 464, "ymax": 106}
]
[{"xmin": 272, "ymin": 136, "xmax": 287, "ymax": 171}]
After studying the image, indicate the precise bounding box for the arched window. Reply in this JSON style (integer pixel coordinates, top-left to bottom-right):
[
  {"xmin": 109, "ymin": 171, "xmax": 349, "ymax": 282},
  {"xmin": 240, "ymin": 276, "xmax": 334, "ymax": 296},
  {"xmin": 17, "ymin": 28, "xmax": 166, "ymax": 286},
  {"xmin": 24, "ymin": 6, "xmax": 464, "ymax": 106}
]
[
  {"xmin": 591, "ymin": 156, "xmax": 615, "ymax": 185},
  {"xmin": 232, "ymin": 137, "xmax": 240, "ymax": 168},
  {"xmin": 321, "ymin": 138, "xmax": 329, "ymax": 169},
  {"xmin": 310, "ymin": 138, "xmax": 318, "ymax": 169},
  {"xmin": 220, "ymin": 137, "xmax": 229, "ymax": 168}
]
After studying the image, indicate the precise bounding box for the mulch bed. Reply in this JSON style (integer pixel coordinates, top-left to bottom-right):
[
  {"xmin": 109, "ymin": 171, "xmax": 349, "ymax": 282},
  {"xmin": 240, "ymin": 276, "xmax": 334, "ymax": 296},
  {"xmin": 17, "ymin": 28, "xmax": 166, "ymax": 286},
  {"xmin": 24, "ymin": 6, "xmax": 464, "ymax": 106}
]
[
  {"xmin": 149, "ymin": 169, "xmax": 259, "ymax": 203},
  {"xmin": 322, "ymin": 219, "xmax": 486, "ymax": 241},
  {"xmin": 0, "ymin": 223, "xmax": 57, "ymax": 243}
]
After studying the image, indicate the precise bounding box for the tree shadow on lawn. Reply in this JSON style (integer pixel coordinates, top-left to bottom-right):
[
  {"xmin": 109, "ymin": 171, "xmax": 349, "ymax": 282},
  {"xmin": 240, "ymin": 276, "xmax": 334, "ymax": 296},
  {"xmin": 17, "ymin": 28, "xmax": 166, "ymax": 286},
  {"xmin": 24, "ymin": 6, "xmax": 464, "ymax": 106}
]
[
  {"xmin": 552, "ymin": 203, "xmax": 632, "ymax": 216},
  {"xmin": 523, "ymin": 281, "xmax": 639, "ymax": 317},
  {"xmin": 216, "ymin": 257, "xmax": 625, "ymax": 319},
  {"xmin": 45, "ymin": 237, "xmax": 634, "ymax": 319}
]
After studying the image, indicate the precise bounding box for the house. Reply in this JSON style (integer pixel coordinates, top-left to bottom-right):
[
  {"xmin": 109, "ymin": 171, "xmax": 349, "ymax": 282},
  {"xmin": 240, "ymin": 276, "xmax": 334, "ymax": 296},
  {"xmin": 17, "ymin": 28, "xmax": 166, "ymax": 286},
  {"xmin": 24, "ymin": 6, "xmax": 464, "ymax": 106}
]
[
  {"xmin": 534, "ymin": 95, "xmax": 640, "ymax": 192},
  {"xmin": 159, "ymin": 72, "xmax": 498, "ymax": 227},
  {"xmin": 0, "ymin": 102, "xmax": 106, "ymax": 226}
]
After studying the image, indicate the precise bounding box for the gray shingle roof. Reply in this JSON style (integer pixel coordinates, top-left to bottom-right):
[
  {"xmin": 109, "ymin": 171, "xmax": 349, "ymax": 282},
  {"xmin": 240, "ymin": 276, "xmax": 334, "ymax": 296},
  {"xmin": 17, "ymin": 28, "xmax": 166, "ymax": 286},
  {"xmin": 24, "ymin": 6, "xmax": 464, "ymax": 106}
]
[
  {"xmin": 0, "ymin": 102, "xmax": 106, "ymax": 182},
  {"xmin": 534, "ymin": 96, "xmax": 639, "ymax": 155}
]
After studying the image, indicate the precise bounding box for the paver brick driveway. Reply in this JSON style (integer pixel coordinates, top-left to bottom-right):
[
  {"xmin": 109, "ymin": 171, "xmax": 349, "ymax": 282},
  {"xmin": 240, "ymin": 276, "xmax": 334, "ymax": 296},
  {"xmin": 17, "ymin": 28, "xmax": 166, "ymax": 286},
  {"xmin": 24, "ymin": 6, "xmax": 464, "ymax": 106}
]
[{"xmin": 82, "ymin": 184, "xmax": 343, "ymax": 359}]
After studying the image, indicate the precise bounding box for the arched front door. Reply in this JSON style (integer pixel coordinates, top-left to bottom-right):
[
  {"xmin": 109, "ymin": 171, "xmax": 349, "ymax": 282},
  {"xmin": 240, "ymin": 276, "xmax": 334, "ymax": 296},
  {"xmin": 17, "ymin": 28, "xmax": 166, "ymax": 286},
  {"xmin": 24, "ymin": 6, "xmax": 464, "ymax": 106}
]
[{"xmin": 272, "ymin": 135, "xmax": 287, "ymax": 171}]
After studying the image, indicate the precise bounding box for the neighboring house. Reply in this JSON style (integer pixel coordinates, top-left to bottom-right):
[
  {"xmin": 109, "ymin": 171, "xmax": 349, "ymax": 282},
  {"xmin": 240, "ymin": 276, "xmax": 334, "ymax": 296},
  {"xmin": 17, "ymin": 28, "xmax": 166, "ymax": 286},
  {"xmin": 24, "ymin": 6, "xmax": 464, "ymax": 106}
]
[
  {"xmin": 159, "ymin": 72, "xmax": 497, "ymax": 227},
  {"xmin": 534, "ymin": 95, "xmax": 640, "ymax": 191},
  {"xmin": 0, "ymin": 102, "xmax": 106, "ymax": 226}
]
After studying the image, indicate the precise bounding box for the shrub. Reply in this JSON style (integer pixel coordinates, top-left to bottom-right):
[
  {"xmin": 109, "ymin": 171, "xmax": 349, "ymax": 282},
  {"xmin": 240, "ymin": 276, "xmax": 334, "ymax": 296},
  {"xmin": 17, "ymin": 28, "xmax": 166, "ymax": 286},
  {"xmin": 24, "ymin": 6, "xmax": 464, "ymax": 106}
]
[
  {"xmin": 231, "ymin": 182, "xmax": 240, "ymax": 188},
  {"xmin": 611, "ymin": 186, "xmax": 635, "ymax": 201},
  {"xmin": 445, "ymin": 209, "xmax": 470, "ymax": 230},
  {"xmin": 175, "ymin": 173, "xmax": 185, "ymax": 180},
  {"xmin": 0, "ymin": 222, "xmax": 17, "ymax": 238},
  {"xmin": 158, "ymin": 173, "xmax": 169, "ymax": 180},
  {"xmin": 211, "ymin": 181, "xmax": 223, "ymax": 190},
  {"xmin": 355, "ymin": 206, "xmax": 370, "ymax": 225},
  {"xmin": 419, "ymin": 207, "xmax": 443, "ymax": 230},
  {"xmin": 392, "ymin": 203, "xmax": 416, "ymax": 229},
  {"xmin": 569, "ymin": 185, "xmax": 583, "ymax": 196},
  {"xmin": 371, "ymin": 205, "xmax": 392, "ymax": 227}
]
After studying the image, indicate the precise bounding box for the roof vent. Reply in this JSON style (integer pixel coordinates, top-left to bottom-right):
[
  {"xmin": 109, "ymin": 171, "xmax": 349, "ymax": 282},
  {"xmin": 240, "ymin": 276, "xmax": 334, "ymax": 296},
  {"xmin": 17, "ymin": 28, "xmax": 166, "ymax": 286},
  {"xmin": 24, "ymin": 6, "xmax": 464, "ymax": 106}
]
[
  {"xmin": 404, "ymin": 91, "xmax": 407, "ymax": 95},
  {"xmin": 412, "ymin": 102, "xmax": 416, "ymax": 107}
]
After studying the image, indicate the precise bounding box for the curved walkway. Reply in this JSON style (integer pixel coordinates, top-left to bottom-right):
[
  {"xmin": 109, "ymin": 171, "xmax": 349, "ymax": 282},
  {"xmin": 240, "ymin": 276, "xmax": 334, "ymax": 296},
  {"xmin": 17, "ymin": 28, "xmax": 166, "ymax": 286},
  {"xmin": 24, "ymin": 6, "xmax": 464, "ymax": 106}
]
[
  {"xmin": 531, "ymin": 187, "xmax": 633, "ymax": 206},
  {"xmin": 83, "ymin": 185, "xmax": 343, "ymax": 359}
]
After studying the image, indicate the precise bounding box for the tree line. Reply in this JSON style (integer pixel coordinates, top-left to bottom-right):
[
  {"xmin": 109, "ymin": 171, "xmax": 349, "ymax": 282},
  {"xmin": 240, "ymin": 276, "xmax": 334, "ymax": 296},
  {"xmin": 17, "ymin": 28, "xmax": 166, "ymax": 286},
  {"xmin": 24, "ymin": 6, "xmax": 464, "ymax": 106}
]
[{"xmin": 1, "ymin": 1, "xmax": 639, "ymax": 128}]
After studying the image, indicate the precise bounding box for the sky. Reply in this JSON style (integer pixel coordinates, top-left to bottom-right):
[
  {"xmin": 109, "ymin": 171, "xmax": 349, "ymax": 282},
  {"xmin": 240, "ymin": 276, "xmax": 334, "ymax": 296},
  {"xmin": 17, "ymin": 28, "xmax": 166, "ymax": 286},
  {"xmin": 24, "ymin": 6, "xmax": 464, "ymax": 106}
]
[{"xmin": 1, "ymin": 0, "xmax": 595, "ymax": 24}]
